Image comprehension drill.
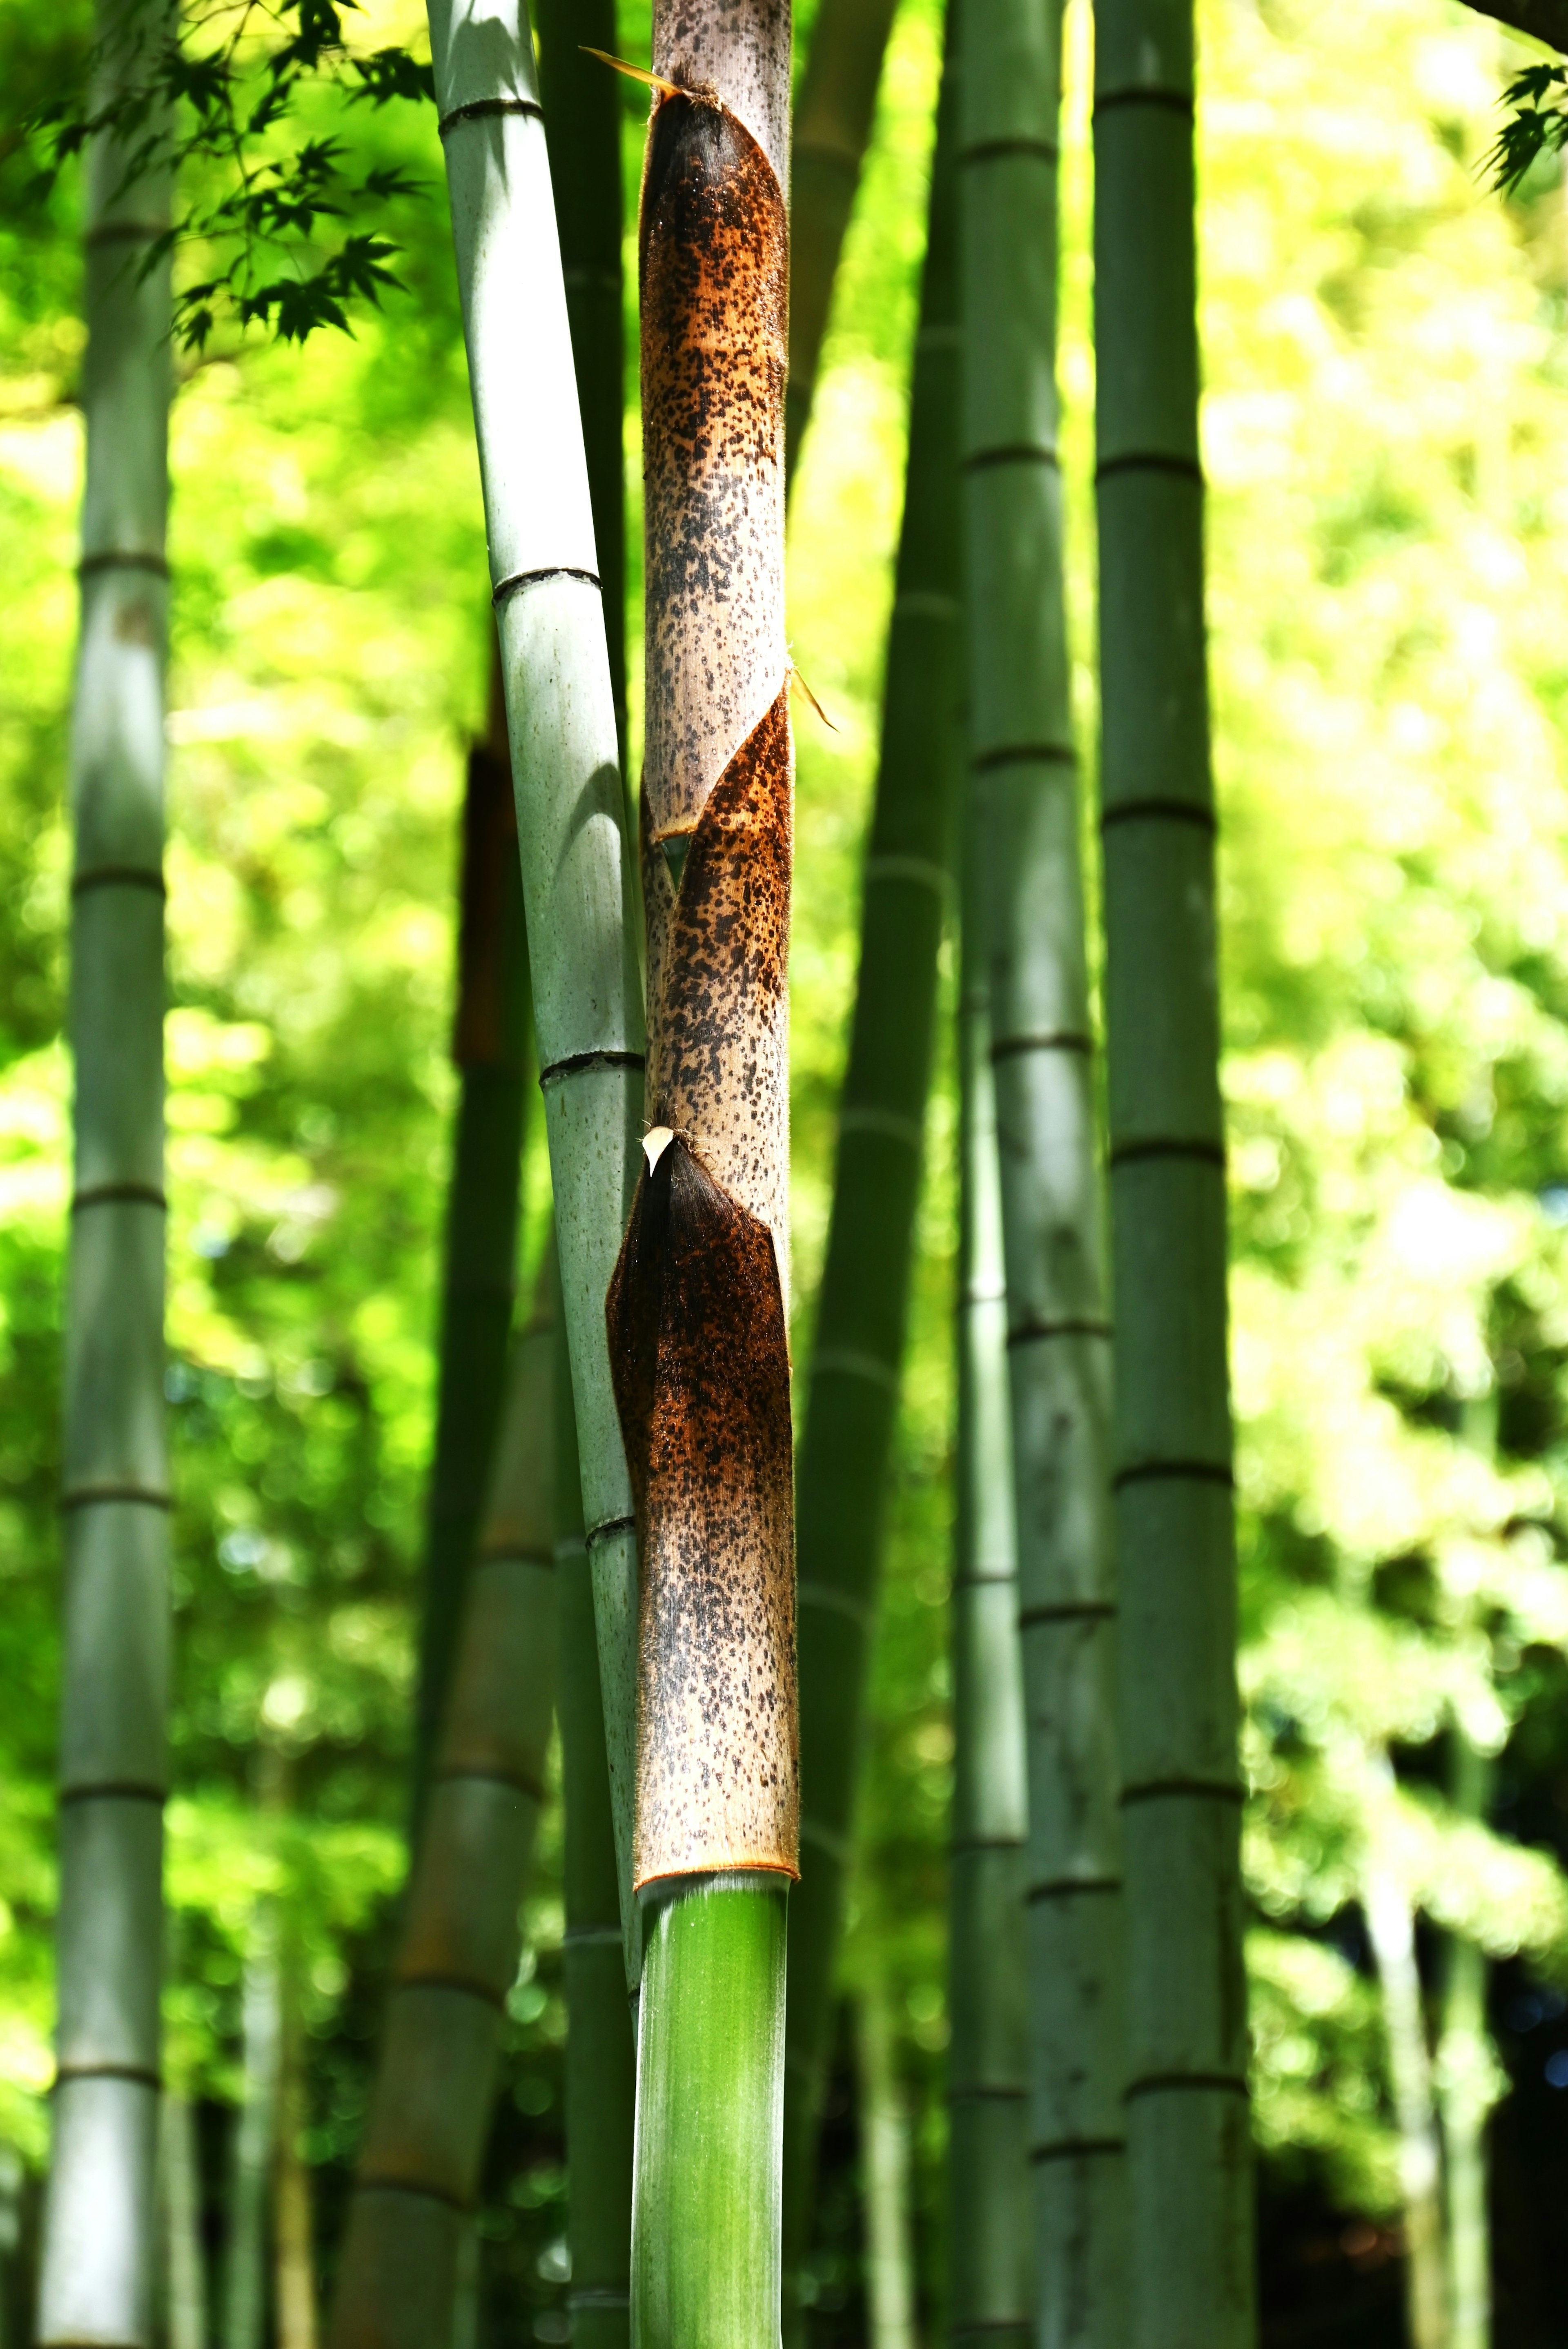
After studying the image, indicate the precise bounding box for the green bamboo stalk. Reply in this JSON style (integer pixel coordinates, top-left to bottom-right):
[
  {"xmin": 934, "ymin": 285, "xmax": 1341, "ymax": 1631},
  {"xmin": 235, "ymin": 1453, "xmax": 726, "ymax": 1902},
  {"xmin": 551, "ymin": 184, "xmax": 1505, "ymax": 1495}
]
[
  {"xmin": 535, "ymin": 0, "xmax": 626, "ymax": 755},
  {"xmin": 956, "ymin": 0, "xmax": 1127, "ymax": 2336},
  {"xmin": 331, "ymin": 1269, "xmax": 558, "ymax": 2349},
  {"xmin": 855, "ymin": 1972, "xmax": 918, "ymax": 2349},
  {"xmin": 782, "ymin": 36, "xmax": 960, "ymax": 2322},
  {"xmin": 412, "ymin": 682, "xmax": 532, "ymax": 1810},
  {"xmin": 160, "ymin": 2093, "xmax": 209, "ymax": 2349},
  {"xmin": 38, "ymin": 2, "xmax": 174, "ymax": 2336},
  {"xmin": 949, "ymin": 842, "xmax": 1031, "ymax": 2349},
  {"xmin": 224, "ymin": 1908, "xmax": 281, "ymax": 2349},
  {"xmin": 424, "ymin": 0, "xmax": 646, "ymax": 1969},
  {"xmin": 1440, "ymin": 1736, "xmax": 1495, "ymax": 2349},
  {"xmin": 1092, "ymin": 4, "xmax": 1254, "ymax": 2342},
  {"xmin": 786, "ymin": 0, "xmax": 902, "ymax": 476},
  {"xmin": 1362, "ymin": 1750, "xmax": 1448, "ymax": 2349},
  {"xmin": 555, "ymin": 1311, "xmax": 635, "ymax": 2349}
]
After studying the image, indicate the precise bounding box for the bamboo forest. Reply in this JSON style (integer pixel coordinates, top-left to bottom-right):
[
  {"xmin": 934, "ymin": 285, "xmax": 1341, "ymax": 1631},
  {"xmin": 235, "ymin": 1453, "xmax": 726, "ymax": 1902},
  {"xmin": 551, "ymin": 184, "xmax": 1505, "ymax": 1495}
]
[{"xmin": 12, "ymin": 0, "xmax": 1568, "ymax": 2340}]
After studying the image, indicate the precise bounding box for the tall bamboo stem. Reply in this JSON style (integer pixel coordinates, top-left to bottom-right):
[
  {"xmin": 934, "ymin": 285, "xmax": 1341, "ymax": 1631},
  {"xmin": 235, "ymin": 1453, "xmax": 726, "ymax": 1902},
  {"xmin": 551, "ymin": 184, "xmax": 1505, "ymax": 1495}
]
[
  {"xmin": 948, "ymin": 846, "xmax": 1031, "ymax": 2349},
  {"xmin": 412, "ymin": 679, "xmax": 532, "ymax": 1808},
  {"xmin": 856, "ymin": 1973, "xmax": 918, "ymax": 2349},
  {"xmin": 555, "ymin": 1313, "xmax": 635, "ymax": 2349},
  {"xmin": 275, "ymin": 1968, "xmax": 319, "ymax": 2349},
  {"xmin": 424, "ymin": 0, "xmax": 646, "ymax": 1958},
  {"xmin": 225, "ymin": 1909, "xmax": 281, "ymax": 2349},
  {"xmin": 956, "ymin": 0, "xmax": 1127, "ymax": 2334},
  {"xmin": 330, "ymin": 1270, "xmax": 558, "ymax": 2349},
  {"xmin": 161, "ymin": 2093, "xmax": 209, "ymax": 2349},
  {"xmin": 1093, "ymin": 2, "xmax": 1254, "ymax": 2341},
  {"xmin": 38, "ymin": 3, "xmax": 174, "ymax": 2334},
  {"xmin": 786, "ymin": 0, "xmax": 902, "ymax": 475},
  {"xmin": 1440, "ymin": 1734, "xmax": 1494, "ymax": 2349},
  {"xmin": 783, "ymin": 36, "xmax": 960, "ymax": 2323}
]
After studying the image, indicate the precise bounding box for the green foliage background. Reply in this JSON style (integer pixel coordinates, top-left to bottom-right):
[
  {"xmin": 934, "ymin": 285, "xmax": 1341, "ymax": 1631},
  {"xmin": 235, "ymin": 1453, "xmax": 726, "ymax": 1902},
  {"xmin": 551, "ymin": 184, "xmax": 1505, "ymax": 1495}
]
[{"xmin": 5, "ymin": 0, "xmax": 1568, "ymax": 2335}]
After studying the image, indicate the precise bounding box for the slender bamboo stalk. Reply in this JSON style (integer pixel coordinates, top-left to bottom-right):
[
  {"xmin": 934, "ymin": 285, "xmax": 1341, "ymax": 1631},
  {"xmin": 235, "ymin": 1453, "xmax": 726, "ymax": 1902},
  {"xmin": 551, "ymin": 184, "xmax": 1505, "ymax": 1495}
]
[
  {"xmin": 424, "ymin": 0, "xmax": 646, "ymax": 1960},
  {"xmin": 956, "ymin": 0, "xmax": 1127, "ymax": 2335},
  {"xmin": 161, "ymin": 2093, "xmax": 209, "ymax": 2349},
  {"xmin": 534, "ymin": 0, "xmax": 627, "ymax": 755},
  {"xmin": 330, "ymin": 1267, "xmax": 558, "ymax": 2349},
  {"xmin": 782, "ymin": 36, "xmax": 960, "ymax": 2322},
  {"xmin": 275, "ymin": 1970, "xmax": 318, "ymax": 2349},
  {"xmin": 1362, "ymin": 1755, "xmax": 1448, "ymax": 2349},
  {"xmin": 1440, "ymin": 1735, "xmax": 1495, "ymax": 2349},
  {"xmin": 1093, "ymin": 3, "xmax": 1254, "ymax": 2342},
  {"xmin": 608, "ymin": 2, "xmax": 796, "ymax": 2338},
  {"xmin": 412, "ymin": 670, "xmax": 532, "ymax": 1809},
  {"xmin": 555, "ymin": 1311, "xmax": 635, "ymax": 2349},
  {"xmin": 856, "ymin": 1970, "xmax": 918, "ymax": 2349},
  {"xmin": 786, "ymin": 0, "xmax": 902, "ymax": 476},
  {"xmin": 225, "ymin": 1908, "xmax": 281, "ymax": 2349},
  {"xmin": 949, "ymin": 856, "xmax": 1031, "ymax": 2349},
  {"xmin": 36, "ymin": 3, "xmax": 174, "ymax": 2340}
]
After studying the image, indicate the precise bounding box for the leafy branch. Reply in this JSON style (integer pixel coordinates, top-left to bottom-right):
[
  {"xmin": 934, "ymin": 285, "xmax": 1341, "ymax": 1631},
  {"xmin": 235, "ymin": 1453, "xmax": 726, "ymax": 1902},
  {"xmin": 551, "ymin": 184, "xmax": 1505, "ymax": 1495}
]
[
  {"xmin": 26, "ymin": 0, "xmax": 435, "ymax": 349},
  {"xmin": 1483, "ymin": 62, "xmax": 1568, "ymax": 193}
]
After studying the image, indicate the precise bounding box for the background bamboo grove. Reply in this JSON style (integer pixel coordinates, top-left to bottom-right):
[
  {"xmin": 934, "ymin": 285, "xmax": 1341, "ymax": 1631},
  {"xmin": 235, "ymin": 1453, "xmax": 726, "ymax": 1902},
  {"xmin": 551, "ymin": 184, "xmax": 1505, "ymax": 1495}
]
[{"xmin": 9, "ymin": 0, "xmax": 1568, "ymax": 2344}]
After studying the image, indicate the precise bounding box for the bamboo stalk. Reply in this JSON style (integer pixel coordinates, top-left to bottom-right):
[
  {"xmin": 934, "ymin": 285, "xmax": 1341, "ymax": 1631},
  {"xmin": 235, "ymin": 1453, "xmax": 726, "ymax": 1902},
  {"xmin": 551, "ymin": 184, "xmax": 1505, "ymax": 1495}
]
[
  {"xmin": 160, "ymin": 2093, "xmax": 209, "ymax": 2349},
  {"xmin": 37, "ymin": 1, "xmax": 174, "ymax": 2336},
  {"xmin": 1440, "ymin": 1734, "xmax": 1495, "ymax": 2349},
  {"xmin": 607, "ymin": 2, "xmax": 796, "ymax": 2337},
  {"xmin": 786, "ymin": 0, "xmax": 902, "ymax": 475},
  {"xmin": 424, "ymin": 0, "xmax": 646, "ymax": 1963},
  {"xmin": 412, "ymin": 672, "xmax": 532, "ymax": 1810},
  {"xmin": 555, "ymin": 1310, "xmax": 635, "ymax": 2349},
  {"xmin": 276, "ymin": 1967, "xmax": 319, "ymax": 2349},
  {"xmin": 855, "ymin": 1975, "xmax": 918, "ymax": 2349},
  {"xmin": 949, "ymin": 844, "xmax": 1031, "ymax": 2349},
  {"xmin": 956, "ymin": 0, "xmax": 1127, "ymax": 2334},
  {"xmin": 782, "ymin": 33, "xmax": 960, "ymax": 2322},
  {"xmin": 330, "ymin": 1268, "xmax": 558, "ymax": 2349},
  {"xmin": 1092, "ymin": 2, "xmax": 1254, "ymax": 2341},
  {"xmin": 224, "ymin": 1910, "xmax": 281, "ymax": 2349}
]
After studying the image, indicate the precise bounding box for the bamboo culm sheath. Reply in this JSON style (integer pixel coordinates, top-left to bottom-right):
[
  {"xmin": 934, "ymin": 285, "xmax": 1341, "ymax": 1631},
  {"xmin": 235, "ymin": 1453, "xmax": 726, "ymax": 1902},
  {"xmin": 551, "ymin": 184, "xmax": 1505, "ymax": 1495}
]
[
  {"xmin": 957, "ymin": 0, "xmax": 1129, "ymax": 2336},
  {"xmin": 38, "ymin": 1, "xmax": 174, "ymax": 2337},
  {"xmin": 555, "ymin": 1307, "xmax": 636, "ymax": 2349},
  {"xmin": 424, "ymin": 0, "xmax": 647, "ymax": 1979},
  {"xmin": 1094, "ymin": 1, "xmax": 1255, "ymax": 2340},
  {"xmin": 781, "ymin": 27, "xmax": 960, "ymax": 2329},
  {"xmin": 412, "ymin": 676, "xmax": 532, "ymax": 1813},
  {"xmin": 949, "ymin": 876, "xmax": 1032, "ymax": 2349},
  {"xmin": 330, "ymin": 1267, "xmax": 558, "ymax": 2349}
]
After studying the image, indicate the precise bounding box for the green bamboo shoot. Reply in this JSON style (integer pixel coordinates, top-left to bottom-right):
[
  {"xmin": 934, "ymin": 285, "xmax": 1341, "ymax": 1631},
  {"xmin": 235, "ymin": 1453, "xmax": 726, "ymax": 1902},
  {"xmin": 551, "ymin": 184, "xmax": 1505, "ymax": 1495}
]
[
  {"xmin": 424, "ymin": 0, "xmax": 646, "ymax": 1956},
  {"xmin": 783, "ymin": 36, "xmax": 960, "ymax": 2320},
  {"xmin": 555, "ymin": 1312, "xmax": 635, "ymax": 2349},
  {"xmin": 38, "ymin": 2, "xmax": 174, "ymax": 2336},
  {"xmin": 330, "ymin": 1273, "xmax": 557, "ymax": 2349},
  {"xmin": 949, "ymin": 839, "xmax": 1031, "ymax": 2349},
  {"xmin": 1093, "ymin": 3, "xmax": 1254, "ymax": 2341}
]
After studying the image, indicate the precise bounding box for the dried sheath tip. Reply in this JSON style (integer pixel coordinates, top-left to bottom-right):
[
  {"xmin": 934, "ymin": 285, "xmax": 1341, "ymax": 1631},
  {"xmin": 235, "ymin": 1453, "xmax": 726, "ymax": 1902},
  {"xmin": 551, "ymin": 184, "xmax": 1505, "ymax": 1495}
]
[{"xmin": 643, "ymin": 1124, "xmax": 676, "ymax": 1172}]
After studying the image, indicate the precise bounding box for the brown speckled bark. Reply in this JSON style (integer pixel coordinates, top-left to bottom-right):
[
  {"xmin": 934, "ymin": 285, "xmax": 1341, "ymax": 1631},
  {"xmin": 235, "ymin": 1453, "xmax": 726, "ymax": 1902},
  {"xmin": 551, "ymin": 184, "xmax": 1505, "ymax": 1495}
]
[{"xmin": 610, "ymin": 14, "xmax": 795, "ymax": 1892}]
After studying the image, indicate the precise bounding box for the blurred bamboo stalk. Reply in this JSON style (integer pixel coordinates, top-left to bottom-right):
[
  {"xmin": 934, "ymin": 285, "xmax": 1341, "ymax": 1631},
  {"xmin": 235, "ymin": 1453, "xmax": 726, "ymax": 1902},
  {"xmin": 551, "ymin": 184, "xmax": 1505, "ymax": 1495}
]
[
  {"xmin": 37, "ymin": 0, "xmax": 175, "ymax": 2339},
  {"xmin": 555, "ymin": 1311, "xmax": 635, "ymax": 2349},
  {"xmin": 275, "ymin": 1979, "xmax": 318, "ymax": 2349},
  {"xmin": 161, "ymin": 2094, "xmax": 209, "ymax": 2349},
  {"xmin": 786, "ymin": 0, "xmax": 902, "ymax": 476},
  {"xmin": 855, "ymin": 1977, "xmax": 918, "ymax": 2349},
  {"xmin": 330, "ymin": 1264, "xmax": 558, "ymax": 2349},
  {"xmin": 412, "ymin": 673, "xmax": 532, "ymax": 1814},
  {"xmin": 1363, "ymin": 1752, "xmax": 1449, "ymax": 2349},
  {"xmin": 782, "ymin": 28, "xmax": 960, "ymax": 2329},
  {"xmin": 225, "ymin": 1908, "xmax": 281, "ymax": 2349},
  {"xmin": 1093, "ymin": 0, "xmax": 1254, "ymax": 2340},
  {"xmin": 1440, "ymin": 1741, "xmax": 1497, "ymax": 2349},
  {"xmin": 956, "ymin": 0, "xmax": 1127, "ymax": 2333},
  {"xmin": 948, "ymin": 830, "xmax": 1031, "ymax": 2349},
  {"xmin": 423, "ymin": 0, "xmax": 646, "ymax": 1959}
]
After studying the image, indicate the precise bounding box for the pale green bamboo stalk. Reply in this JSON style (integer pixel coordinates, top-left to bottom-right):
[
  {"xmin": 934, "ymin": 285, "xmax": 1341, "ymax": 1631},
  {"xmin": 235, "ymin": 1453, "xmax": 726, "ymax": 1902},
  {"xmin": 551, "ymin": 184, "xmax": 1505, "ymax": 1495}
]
[
  {"xmin": 956, "ymin": 0, "xmax": 1127, "ymax": 2335},
  {"xmin": 412, "ymin": 692, "xmax": 532, "ymax": 1810},
  {"xmin": 1363, "ymin": 1753, "xmax": 1448, "ymax": 2349},
  {"xmin": 330, "ymin": 1269, "xmax": 558, "ymax": 2349},
  {"xmin": 783, "ymin": 37, "xmax": 960, "ymax": 2324},
  {"xmin": 555, "ymin": 1312, "xmax": 635, "ymax": 2349},
  {"xmin": 424, "ymin": 0, "xmax": 646, "ymax": 1968},
  {"xmin": 856, "ymin": 1971, "xmax": 918, "ymax": 2349},
  {"xmin": 161, "ymin": 2093, "xmax": 209, "ymax": 2349},
  {"xmin": 38, "ymin": 2, "xmax": 174, "ymax": 2336},
  {"xmin": 1440, "ymin": 1737, "xmax": 1496, "ymax": 2349},
  {"xmin": 1093, "ymin": 5, "xmax": 1254, "ymax": 2343},
  {"xmin": 786, "ymin": 0, "xmax": 902, "ymax": 475},
  {"xmin": 224, "ymin": 1910, "xmax": 280, "ymax": 2349},
  {"xmin": 949, "ymin": 854, "xmax": 1031, "ymax": 2349}
]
